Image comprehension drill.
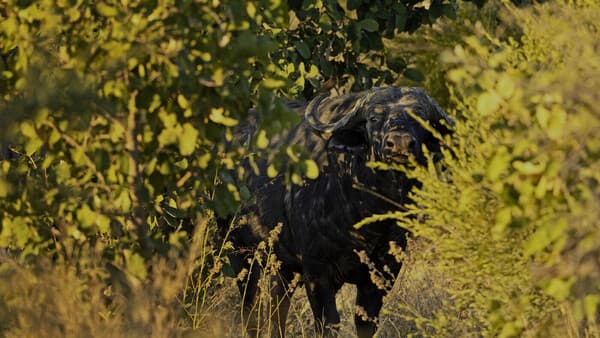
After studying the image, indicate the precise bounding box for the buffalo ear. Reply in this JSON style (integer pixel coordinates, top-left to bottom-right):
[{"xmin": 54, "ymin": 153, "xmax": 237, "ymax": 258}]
[{"xmin": 326, "ymin": 128, "xmax": 367, "ymax": 154}]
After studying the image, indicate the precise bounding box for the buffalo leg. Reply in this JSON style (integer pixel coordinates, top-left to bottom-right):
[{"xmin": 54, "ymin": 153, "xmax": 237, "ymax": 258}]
[
  {"xmin": 267, "ymin": 271, "xmax": 295, "ymax": 338},
  {"xmin": 304, "ymin": 279, "xmax": 341, "ymax": 337},
  {"xmin": 355, "ymin": 284, "xmax": 386, "ymax": 338}
]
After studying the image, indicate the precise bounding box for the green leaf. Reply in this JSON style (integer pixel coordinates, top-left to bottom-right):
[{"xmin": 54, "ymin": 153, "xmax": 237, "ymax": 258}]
[
  {"xmin": 537, "ymin": 105, "xmax": 566, "ymax": 140},
  {"xmin": 20, "ymin": 121, "xmax": 36, "ymax": 138},
  {"xmin": 441, "ymin": 3, "xmax": 457, "ymax": 19},
  {"xmin": 394, "ymin": 5, "xmax": 407, "ymax": 30},
  {"xmin": 55, "ymin": 161, "xmax": 72, "ymax": 184},
  {"xmin": 294, "ymin": 41, "xmax": 311, "ymax": 59},
  {"xmin": 256, "ymin": 129, "xmax": 269, "ymax": 149},
  {"xmin": 267, "ymin": 164, "xmax": 278, "ymax": 178},
  {"xmin": 246, "ymin": 2, "xmax": 257, "ymax": 18},
  {"xmin": 347, "ymin": 0, "xmax": 361, "ymax": 10},
  {"xmin": 97, "ymin": 214, "xmax": 111, "ymax": 234},
  {"xmin": 76, "ymin": 204, "xmax": 96, "ymax": 229},
  {"xmin": 307, "ymin": 64, "xmax": 320, "ymax": 78},
  {"xmin": 403, "ymin": 68, "xmax": 425, "ymax": 82},
  {"xmin": 359, "ymin": 18, "xmax": 379, "ymax": 32},
  {"xmin": 0, "ymin": 177, "xmax": 10, "ymax": 198},
  {"xmin": 179, "ymin": 123, "xmax": 198, "ymax": 156},
  {"xmin": 199, "ymin": 152, "xmax": 212, "ymax": 169},
  {"xmin": 584, "ymin": 295, "xmax": 600, "ymax": 321},
  {"xmin": 543, "ymin": 277, "xmax": 575, "ymax": 301},
  {"xmin": 66, "ymin": 7, "xmax": 81, "ymax": 22},
  {"xmin": 158, "ymin": 126, "xmax": 180, "ymax": 147},
  {"xmin": 2, "ymin": 217, "xmax": 35, "ymax": 248},
  {"xmin": 497, "ymin": 74, "xmax": 515, "ymax": 99},
  {"xmin": 525, "ymin": 217, "xmax": 568, "ymax": 256},
  {"xmin": 263, "ymin": 77, "xmax": 286, "ymax": 89},
  {"xmin": 304, "ymin": 159, "xmax": 319, "ymax": 179},
  {"xmin": 21, "ymin": 122, "xmax": 43, "ymax": 155},
  {"xmin": 286, "ymin": 146, "xmax": 300, "ymax": 163},
  {"xmin": 115, "ymin": 189, "xmax": 132, "ymax": 212},
  {"xmin": 291, "ymin": 173, "xmax": 301, "ymax": 185},
  {"xmin": 96, "ymin": 3, "xmax": 118, "ymax": 17},
  {"xmin": 486, "ymin": 146, "xmax": 511, "ymax": 181},
  {"xmin": 126, "ymin": 251, "xmax": 147, "ymax": 280},
  {"xmin": 477, "ymin": 91, "xmax": 502, "ymax": 116},
  {"xmin": 513, "ymin": 160, "xmax": 545, "ymax": 175},
  {"xmin": 492, "ymin": 207, "xmax": 512, "ymax": 235},
  {"xmin": 209, "ymin": 108, "xmax": 238, "ymax": 127},
  {"xmin": 177, "ymin": 94, "xmax": 190, "ymax": 109},
  {"xmin": 109, "ymin": 123, "xmax": 125, "ymax": 143},
  {"xmin": 227, "ymin": 183, "xmax": 240, "ymax": 201}
]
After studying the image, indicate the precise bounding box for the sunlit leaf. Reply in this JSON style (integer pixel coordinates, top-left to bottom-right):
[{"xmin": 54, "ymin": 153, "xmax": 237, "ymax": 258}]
[
  {"xmin": 0, "ymin": 177, "xmax": 10, "ymax": 198},
  {"xmin": 246, "ymin": 2, "xmax": 256, "ymax": 18},
  {"xmin": 304, "ymin": 159, "xmax": 319, "ymax": 179},
  {"xmin": 96, "ymin": 3, "xmax": 119, "ymax": 17},
  {"xmin": 209, "ymin": 107, "xmax": 238, "ymax": 127},
  {"xmin": 177, "ymin": 94, "xmax": 190, "ymax": 109},
  {"xmin": 513, "ymin": 160, "xmax": 545, "ymax": 175},
  {"xmin": 497, "ymin": 74, "xmax": 515, "ymax": 99},
  {"xmin": 477, "ymin": 91, "xmax": 502, "ymax": 115},
  {"xmin": 126, "ymin": 251, "xmax": 148, "ymax": 280},
  {"xmin": 525, "ymin": 217, "xmax": 567, "ymax": 256},
  {"xmin": 486, "ymin": 146, "xmax": 510, "ymax": 181},
  {"xmin": 199, "ymin": 152, "xmax": 212, "ymax": 169},
  {"xmin": 256, "ymin": 129, "xmax": 269, "ymax": 149},
  {"xmin": 267, "ymin": 164, "xmax": 278, "ymax": 178},
  {"xmin": 543, "ymin": 278, "xmax": 575, "ymax": 301},
  {"xmin": 178, "ymin": 123, "xmax": 198, "ymax": 156},
  {"xmin": 76, "ymin": 204, "xmax": 96, "ymax": 229},
  {"xmin": 158, "ymin": 126, "xmax": 180, "ymax": 147}
]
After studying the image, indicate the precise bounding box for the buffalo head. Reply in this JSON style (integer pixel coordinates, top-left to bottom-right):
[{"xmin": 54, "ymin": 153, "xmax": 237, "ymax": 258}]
[{"xmin": 305, "ymin": 87, "xmax": 454, "ymax": 165}]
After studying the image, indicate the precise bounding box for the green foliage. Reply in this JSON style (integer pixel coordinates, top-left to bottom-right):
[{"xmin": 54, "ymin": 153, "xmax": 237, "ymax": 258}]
[
  {"xmin": 0, "ymin": 0, "xmax": 450, "ymax": 262},
  {"xmin": 388, "ymin": 1, "xmax": 600, "ymax": 336},
  {"xmin": 0, "ymin": 0, "xmax": 290, "ymax": 261},
  {"xmin": 271, "ymin": 0, "xmax": 459, "ymax": 96},
  {"xmin": 0, "ymin": 0, "xmax": 460, "ymax": 257}
]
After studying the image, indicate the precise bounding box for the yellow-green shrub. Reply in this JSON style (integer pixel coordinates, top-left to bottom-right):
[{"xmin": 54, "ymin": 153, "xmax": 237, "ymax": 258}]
[{"xmin": 394, "ymin": 2, "xmax": 600, "ymax": 336}]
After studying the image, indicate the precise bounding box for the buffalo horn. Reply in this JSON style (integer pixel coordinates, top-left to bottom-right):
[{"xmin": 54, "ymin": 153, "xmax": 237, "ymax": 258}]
[{"xmin": 305, "ymin": 92, "xmax": 371, "ymax": 134}]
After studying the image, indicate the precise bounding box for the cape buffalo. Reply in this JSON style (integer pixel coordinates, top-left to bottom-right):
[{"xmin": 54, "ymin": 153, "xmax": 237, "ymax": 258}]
[{"xmin": 224, "ymin": 87, "xmax": 453, "ymax": 337}]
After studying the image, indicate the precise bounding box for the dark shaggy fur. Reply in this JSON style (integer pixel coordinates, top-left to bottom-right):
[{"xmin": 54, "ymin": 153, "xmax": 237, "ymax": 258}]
[{"xmin": 223, "ymin": 87, "xmax": 453, "ymax": 337}]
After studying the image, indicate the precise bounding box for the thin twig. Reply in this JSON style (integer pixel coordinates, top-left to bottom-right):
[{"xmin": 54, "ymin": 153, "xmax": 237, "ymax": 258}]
[
  {"xmin": 352, "ymin": 180, "xmax": 407, "ymax": 211},
  {"xmin": 41, "ymin": 120, "xmax": 107, "ymax": 185}
]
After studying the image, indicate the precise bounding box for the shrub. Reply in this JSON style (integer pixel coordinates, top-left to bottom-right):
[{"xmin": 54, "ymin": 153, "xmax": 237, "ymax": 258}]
[{"xmin": 390, "ymin": 1, "xmax": 600, "ymax": 336}]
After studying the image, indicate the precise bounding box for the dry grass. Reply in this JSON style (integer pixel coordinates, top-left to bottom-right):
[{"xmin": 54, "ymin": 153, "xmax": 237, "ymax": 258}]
[
  {"xmin": 0, "ymin": 233, "xmax": 454, "ymax": 338},
  {"xmin": 217, "ymin": 237, "xmax": 451, "ymax": 338},
  {"xmin": 1, "ymin": 230, "xmax": 586, "ymax": 338}
]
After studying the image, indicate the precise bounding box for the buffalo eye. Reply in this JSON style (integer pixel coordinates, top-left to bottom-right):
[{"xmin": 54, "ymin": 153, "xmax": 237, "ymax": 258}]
[{"xmin": 369, "ymin": 116, "xmax": 380, "ymax": 123}]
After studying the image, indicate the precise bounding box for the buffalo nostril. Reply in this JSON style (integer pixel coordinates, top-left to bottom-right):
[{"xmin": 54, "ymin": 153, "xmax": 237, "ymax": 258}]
[{"xmin": 385, "ymin": 140, "xmax": 395, "ymax": 149}]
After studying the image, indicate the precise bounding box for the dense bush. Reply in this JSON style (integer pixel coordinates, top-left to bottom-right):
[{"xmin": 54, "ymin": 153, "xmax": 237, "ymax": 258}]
[
  {"xmin": 387, "ymin": 2, "xmax": 600, "ymax": 336},
  {"xmin": 0, "ymin": 0, "xmax": 452, "ymax": 257}
]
